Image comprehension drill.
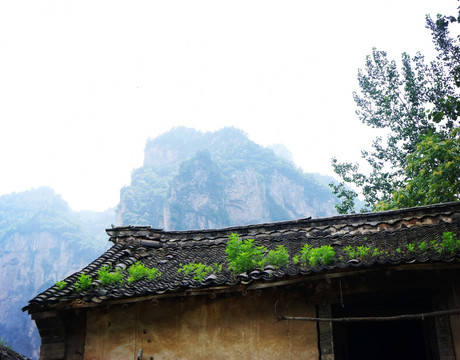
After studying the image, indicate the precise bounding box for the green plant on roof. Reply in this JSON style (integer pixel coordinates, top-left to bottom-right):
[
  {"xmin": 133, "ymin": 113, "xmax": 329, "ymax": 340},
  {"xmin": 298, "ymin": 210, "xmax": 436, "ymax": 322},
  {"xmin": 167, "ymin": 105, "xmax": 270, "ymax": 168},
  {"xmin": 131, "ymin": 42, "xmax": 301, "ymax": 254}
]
[
  {"xmin": 439, "ymin": 231, "xmax": 460, "ymax": 255},
  {"xmin": 418, "ymin": 241, "xmax": 427, "ymax": 252},
  {"xmin": 97, "ymin": 265, "xmax": 124, "ymax": 286},
  {"xmin": 225, "ymin": 233, "xmax": 267, "ymax": 273},
  {"xmin": 407, "ymin": 243, "xmax": 415, "ymax": 253},
  {"xmin": 356, "ymin": 245, "xmax": 370, "ymax": 259},
  {"xmin": 178, "ymin": 262, "xmax": 222, "ymax": 282},
  {"xmin": 344, "ymin": 245, "xmax": 356, "ymax": 259},
  {"xmin": 295, "ymin": 244, "xmax": 335, "ymax": 267},
  {"xmin": 266, "ymin": 245, "xmax": 290, "ymax": 268},
  {"xmin": 127, "ymin": 261, "xmax": 161, "ymax": 283},
  {"xmin": 430, "ymin": 239, "xmax": 440, "ymax": 253},
  {"xmin": 345, "ymin": 245, "xmax": 380, "ymax": 260},
  {"xmin": 55, "ymin": 280, "xmax": 67, "ymax": 290},
  {"xmin": 74, "ymin": 274, "xmax": 92, "ymax": 292},
  {"xmin": 372, "ymin": 248, "xmax": 381, "ymax": 257}
]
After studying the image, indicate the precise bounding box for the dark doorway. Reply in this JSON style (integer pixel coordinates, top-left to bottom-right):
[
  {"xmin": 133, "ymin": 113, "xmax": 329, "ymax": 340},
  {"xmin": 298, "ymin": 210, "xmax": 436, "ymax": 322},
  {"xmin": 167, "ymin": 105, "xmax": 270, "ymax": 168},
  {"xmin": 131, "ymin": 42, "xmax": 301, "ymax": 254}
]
[{"xmin": 331, "ymin": 291, "xmax": 436, "ymax": 360}]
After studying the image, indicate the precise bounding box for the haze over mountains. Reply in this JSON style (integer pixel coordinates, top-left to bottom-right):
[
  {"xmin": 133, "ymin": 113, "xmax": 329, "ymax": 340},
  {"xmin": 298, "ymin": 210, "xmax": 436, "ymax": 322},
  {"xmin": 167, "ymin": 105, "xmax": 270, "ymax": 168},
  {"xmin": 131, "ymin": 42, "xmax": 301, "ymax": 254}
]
[
  {"xmin": 118, "ymin": 127, "xmax": 338, "ymax": 229},
  {"xmin": 0, "ymin": 127, "xmax": 338, "ymax": 358}
]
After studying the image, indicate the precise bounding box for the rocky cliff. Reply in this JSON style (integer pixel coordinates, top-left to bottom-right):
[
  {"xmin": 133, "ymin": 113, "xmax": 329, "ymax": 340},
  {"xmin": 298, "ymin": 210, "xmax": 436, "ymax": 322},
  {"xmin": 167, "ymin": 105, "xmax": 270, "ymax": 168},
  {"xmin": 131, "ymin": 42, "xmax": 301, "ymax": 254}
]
[
  {"xmin": 0, "ymin": 188, "xmax": 112, "ymax": 358},
  {"xmin": 118, "ymin": 127, "xmax": 338, "ymax": 229}
]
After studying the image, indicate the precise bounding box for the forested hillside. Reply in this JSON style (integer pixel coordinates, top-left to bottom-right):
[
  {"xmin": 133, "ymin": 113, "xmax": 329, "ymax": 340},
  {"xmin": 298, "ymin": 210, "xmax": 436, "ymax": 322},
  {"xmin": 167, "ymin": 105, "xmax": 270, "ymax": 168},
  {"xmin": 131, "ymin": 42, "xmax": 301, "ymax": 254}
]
[
  {"xmin": 0, "ymin": 188, "xmax": 112, "ymax": 358},
  {"xmin": 118, "ymin": 127, "xmax": 338, "ymax": 229}
]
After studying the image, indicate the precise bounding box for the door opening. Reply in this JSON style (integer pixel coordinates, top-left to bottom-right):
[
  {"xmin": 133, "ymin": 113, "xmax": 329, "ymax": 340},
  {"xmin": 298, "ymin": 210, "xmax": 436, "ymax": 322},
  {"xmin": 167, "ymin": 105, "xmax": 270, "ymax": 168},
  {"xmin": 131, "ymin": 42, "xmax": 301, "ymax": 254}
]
[{"xmin": 331, "ymin": 291, "xmax": 436, "ymax": 360}]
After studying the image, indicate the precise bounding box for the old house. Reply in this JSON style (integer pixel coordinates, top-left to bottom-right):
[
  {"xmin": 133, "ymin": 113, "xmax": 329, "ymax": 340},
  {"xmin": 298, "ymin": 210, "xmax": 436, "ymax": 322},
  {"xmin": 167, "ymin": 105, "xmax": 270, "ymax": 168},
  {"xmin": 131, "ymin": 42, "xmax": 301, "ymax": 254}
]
[{"xmin": 24, "ymin": 202, "xmax": 460, "ymax": 359}]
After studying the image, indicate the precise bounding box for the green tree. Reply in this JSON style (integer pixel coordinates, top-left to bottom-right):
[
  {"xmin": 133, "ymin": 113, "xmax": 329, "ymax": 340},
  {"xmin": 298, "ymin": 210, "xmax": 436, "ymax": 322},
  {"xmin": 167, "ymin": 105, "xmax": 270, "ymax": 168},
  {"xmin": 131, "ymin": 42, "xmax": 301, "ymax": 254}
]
[
  {"xmin": 331, "ymin": 6, "xmax": 460, "ymax": 212},
  {"xmin": 377, "ymin": 129, "xmax": 459, "ymax": 209}
]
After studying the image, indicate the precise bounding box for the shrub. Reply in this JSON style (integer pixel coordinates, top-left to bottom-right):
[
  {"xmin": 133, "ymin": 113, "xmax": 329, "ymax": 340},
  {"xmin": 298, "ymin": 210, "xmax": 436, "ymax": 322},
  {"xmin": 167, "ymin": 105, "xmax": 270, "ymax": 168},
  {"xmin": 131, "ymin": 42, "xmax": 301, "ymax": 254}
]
[
  {"xmin": 127, "ymin": 261, "xmax": 161, "ymax": 283},
  {"xmin": 74, "ymin": 274, "xmax": 92, "ymax": 292},
  {"xmin": 178, "ymin": 263, "xmax": 222, "ymax": 282},
  {"xmin": 266, "ymin": 245, "xmax": 289, "ymax": 268},
  {"xmin": 97, "ymin": 266, "xmax": 124, "ymax": 286},
  {"xmin": 225, "ymin": 233, "xmax": 267, "ymax": 273}
]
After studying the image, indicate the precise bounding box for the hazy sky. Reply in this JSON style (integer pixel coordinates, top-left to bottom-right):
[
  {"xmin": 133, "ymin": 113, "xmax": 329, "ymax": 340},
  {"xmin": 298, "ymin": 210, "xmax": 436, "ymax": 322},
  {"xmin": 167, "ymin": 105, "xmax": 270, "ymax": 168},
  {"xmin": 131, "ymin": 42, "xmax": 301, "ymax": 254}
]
[{"xmin": 0, "ymin": 0, "xmax": 458, "ymax": 212}]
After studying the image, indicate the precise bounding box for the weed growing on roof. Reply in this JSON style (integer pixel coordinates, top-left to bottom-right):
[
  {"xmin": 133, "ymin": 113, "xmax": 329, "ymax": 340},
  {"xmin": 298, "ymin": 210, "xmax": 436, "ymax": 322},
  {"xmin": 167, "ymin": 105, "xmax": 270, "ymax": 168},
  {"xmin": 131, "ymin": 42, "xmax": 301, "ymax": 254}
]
[
  {"xmin": 225, "ymin": 233, "xmax": 267, "ymax": 273},
  {"xmin": 430, "ymin": 239, "xmax": 441, "ymax": 253},
  {"xmin": 418, "ymin": 241, "xmax": 427, "ymax": 252},
  {"xmin": 127, "ymin": 261, "xmax": 161, "ymax": 283},
  {"xmin": 55, "ymin": 280, "xmax": 67, "ymax": 290},
  {"xmin": 356, "ymin": 245, "xmax": 370, "ymax": 259},
  {"xmin": 407, "ymin": 243, "xmax": 415, "ymax": 252},
  {"xmin": 266, "ymin": 245, "xmax": 290, "ymax": 268},
  {"xmin": 344, "ymin": 245, "xmax": 356, "ymax": 259},
  {"xmin": 97, "ymin": 265, "xmax": 124, "ymax": 286},
  {"xmin": 295, "ymin": 244, "xmax": 335, "ymax": 267},
  {"xmin": 178, "ymin": 263, "xmax": 222, "ymax": 282},
  {"xmin": 344, "ymin": 245, "xmax": 373, "ymax": 260},
  {"xmin": 74, "ymin": 274, "xmax": 92, "ymax": 292},
  {"xmin": 439, "ymin": 231, "xmax": 460, "ymax": 254},
  {"xmin": 372, "ymin": 248, "xmax": 381, "ymax": 257}
]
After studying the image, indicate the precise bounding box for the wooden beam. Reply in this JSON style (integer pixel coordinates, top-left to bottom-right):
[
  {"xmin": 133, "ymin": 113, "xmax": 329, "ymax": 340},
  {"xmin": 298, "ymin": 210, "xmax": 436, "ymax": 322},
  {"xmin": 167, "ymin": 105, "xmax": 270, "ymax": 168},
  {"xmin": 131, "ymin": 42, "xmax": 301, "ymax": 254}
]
[{"xmin": 276, "ymin": 309, "xmax": 460, "ymax": 323}]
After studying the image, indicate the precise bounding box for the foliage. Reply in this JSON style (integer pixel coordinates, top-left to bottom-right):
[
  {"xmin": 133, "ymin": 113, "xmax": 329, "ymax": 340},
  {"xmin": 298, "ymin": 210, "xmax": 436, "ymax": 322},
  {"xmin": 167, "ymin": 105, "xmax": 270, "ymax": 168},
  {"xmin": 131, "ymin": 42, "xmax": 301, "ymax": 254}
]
[
  {"xmin": 178, "ymin": 262, "xmax": 222, "ymax": 282},
  {"xmin": 356, "ymin": 245, "xmax": 371, "ymax": 259},
  {"xmin": 418, "ymin": 241, "xmax": 427, "ymax": 252},
  {"xmin": 372, "ymin": 248, "xmax": 381, "ymax": 257},
  {"xmin": 266, "ymin": 245, "xmax": 290, "ymax": 268},
  {"xmin": 295, "ymin": 244, "xmax": 335, "ymax": 267},
  {"xmin": 55, "ymin": 280, "xmax": 67, "ymax": 290},
  {"xmin": 344, "ymin": 245, "xmax": 371, "ymax": 260},
  {"xmin": 344, "ymin": 245, "xmax": 356, "ymax": 259},
  {"xmin": 439, "ymin": 231, "xmax": 460, "ymax": 254},
  {"xmin": 127, "ymin": 261, "xmax": 161, "ymax": 283},
  {"xmin": 97, "ymin": 266, "xmax": 124, "ymax": 286},
  {"xmin": 74, "ymin": 274, "xmax": 92, "ymax": 292},
  {"xmin": 225, "ymin": 233, "xmax": 267, "ymax": 273},
  {"xmin": 376, "ymin": 129, "xmax": 459, "ymax": 210},
  {"xmin": 331, "ymin": 7, "xmax": 460, "ymax": 212},
  {"xmin": 328, "ymin": 182, "xmax": 357, "ymax": 214}
]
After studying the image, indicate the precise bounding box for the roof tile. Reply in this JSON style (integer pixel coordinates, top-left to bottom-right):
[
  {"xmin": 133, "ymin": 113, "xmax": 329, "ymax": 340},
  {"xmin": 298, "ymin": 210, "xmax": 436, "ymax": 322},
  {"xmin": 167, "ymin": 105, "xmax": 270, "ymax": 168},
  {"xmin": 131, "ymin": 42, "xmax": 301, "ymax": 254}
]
[{"xmin": 24, "ymin": 202, "xmax": 460, "ymax": 313}]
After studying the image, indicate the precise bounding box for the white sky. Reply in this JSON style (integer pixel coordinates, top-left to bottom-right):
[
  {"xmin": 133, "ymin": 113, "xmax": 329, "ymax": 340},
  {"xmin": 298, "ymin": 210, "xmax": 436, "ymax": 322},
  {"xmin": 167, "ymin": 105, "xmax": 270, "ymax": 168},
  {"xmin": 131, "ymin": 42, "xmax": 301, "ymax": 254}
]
[{"xmin": 0, "ymin": 0, "xmax": 458, "ymax": 212}]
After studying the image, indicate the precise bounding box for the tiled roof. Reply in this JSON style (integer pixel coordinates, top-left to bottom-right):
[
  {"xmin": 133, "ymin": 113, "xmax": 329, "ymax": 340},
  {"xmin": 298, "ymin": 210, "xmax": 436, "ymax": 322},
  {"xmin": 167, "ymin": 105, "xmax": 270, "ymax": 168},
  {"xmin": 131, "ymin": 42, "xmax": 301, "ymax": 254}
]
[
  {"xmin": 0, "ymin": 345, "xmax": 30, "ymax": 360},
  {"xmin": 24, "ymin": 202, "xmax": 460, "ymax": 313}
]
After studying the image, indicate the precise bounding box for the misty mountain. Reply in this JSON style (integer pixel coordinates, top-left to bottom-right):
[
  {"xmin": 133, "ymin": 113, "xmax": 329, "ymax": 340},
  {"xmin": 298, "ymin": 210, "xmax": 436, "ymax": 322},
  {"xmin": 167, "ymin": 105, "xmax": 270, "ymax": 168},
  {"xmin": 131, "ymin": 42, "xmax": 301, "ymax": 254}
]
[
  {"xmin": 0, "ymin": 188, "xmax": 113, "ymax": 359},
  {"xmin": 1, "ymin": 127, "xmax": 340, "ymax": 358},
  {"xmin": 118, "ymin": 127, "xmax": 338, "ymax": 229}
]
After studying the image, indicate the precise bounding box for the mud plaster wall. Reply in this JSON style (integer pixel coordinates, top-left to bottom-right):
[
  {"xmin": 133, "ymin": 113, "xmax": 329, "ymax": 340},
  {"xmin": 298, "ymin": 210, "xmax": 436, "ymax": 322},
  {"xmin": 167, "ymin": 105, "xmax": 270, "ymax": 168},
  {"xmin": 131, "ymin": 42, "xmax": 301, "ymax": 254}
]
[{"xmin": 83, "ymin": 289, "xmax": 318, "ymax": 360}]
